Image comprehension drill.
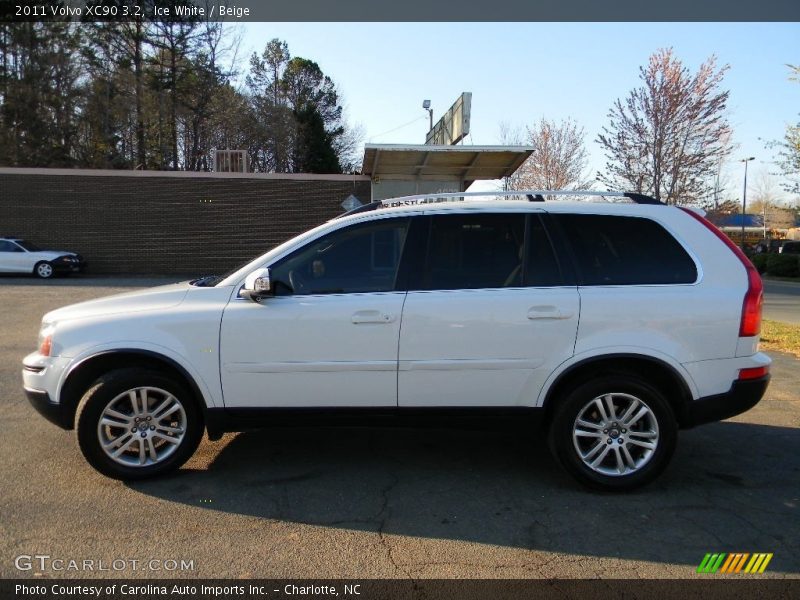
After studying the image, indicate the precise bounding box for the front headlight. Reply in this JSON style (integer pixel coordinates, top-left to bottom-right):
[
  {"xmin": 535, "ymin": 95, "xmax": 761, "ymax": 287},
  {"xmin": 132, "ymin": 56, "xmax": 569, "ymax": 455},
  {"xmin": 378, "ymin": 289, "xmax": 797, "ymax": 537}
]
[{"xmin": 37, "ymin": 323, "xmax": 55, "ymax": 356}]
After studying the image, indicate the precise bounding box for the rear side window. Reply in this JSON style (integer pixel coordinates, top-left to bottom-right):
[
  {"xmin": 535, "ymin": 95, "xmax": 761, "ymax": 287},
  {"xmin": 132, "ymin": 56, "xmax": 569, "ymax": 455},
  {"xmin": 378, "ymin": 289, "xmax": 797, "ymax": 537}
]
[
  {"xmin": 423, "ymin": 213, "xmax": 526, "ymax": 290},
  {"xmin": 417, "ymin": 213, "xmax": 563, "ymax": 290},
  {"xmin": 554, "ymin": 214, "xmax": 697, "ymax": 285}
]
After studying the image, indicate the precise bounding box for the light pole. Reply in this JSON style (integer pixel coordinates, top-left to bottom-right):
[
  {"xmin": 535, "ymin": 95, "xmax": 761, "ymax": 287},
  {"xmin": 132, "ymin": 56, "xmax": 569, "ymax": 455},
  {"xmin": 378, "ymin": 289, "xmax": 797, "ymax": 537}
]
[
  {"xmin": 422, "ymin": 100, "xmax": 433, "ymax": 132},
  {"xmin": 740, "ymin": 157, "xmax": 755, "ymax": 250}
]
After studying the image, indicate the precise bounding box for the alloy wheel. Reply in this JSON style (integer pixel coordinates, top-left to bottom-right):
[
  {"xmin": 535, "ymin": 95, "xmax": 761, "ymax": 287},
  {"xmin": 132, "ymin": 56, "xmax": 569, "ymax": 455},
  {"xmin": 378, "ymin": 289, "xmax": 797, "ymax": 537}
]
[
  {"xmin": 572, "ymin": 392, "xmax": 660, "ymax": 477},
  {"xmin": 97, "ymin": 386, "xmax": 187, "ymax": 467}
]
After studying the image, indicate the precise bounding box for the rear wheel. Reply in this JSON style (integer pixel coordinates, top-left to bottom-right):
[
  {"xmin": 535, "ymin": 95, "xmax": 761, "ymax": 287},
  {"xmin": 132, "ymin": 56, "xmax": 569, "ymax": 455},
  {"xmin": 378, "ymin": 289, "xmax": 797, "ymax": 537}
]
[
  {"xmin": 548, "ymin": 376, "xmax": 677, "ymax": 491},
  {"xmin": 34, "ymin": 261, "xmax": 54, "ymax": 279},
  {"xmin": 75, "ymin": 368, "xmax": 203, "ymax": 480}
]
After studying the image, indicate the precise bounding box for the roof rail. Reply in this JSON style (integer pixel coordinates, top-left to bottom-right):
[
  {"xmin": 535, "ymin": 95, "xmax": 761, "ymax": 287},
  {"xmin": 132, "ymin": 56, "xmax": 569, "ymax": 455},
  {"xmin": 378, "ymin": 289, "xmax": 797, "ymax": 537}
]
[{"xmin": 335, "ymin": 189, "xmax": 664, "ymax": 218}]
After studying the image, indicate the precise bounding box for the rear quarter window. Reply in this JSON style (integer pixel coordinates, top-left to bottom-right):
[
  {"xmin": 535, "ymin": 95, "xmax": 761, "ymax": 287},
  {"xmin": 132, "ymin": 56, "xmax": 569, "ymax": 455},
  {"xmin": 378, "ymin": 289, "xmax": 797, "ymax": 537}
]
[{"xmin": 554, "ymin": 214, "xmax": 697, "ymax": 285}]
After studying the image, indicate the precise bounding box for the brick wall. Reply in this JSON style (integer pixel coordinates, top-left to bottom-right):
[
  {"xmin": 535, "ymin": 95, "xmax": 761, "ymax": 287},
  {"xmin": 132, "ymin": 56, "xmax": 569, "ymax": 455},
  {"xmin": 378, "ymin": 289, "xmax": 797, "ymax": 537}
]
[{"xmin": 0, "ymin": 170, "xmax": 371, "ymax": 276}]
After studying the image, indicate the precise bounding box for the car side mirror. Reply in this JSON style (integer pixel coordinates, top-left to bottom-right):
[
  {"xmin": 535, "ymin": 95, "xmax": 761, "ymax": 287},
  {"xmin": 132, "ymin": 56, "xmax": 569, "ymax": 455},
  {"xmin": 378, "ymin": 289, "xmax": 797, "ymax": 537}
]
[{"xmin": 240, "ymin": 267, "xmax": 273, "ymax": 302}]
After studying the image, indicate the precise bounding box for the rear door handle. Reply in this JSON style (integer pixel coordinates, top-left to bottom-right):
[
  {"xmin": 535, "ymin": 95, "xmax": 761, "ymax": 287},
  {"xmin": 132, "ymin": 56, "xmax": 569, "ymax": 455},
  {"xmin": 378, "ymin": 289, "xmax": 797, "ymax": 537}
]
[
  {"xmin": 527, "ymin": 305, "xmax": 573, "ymax": 320},
  {"xmin": 352, "ymin": 310, "xmax": 396, "ymax": 324}
]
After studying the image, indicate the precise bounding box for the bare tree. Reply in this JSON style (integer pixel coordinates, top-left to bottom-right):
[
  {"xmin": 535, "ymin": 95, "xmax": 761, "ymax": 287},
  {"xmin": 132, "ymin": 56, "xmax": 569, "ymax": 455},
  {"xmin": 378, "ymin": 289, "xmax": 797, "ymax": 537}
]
[
  {"xmin": 770, "ymin": 64, "xmax": 800, "ymax": 194},
  {"xmin": 597, "ymin": 48, "xmax": 732, "ymax": 204},
  {"xmin": 749, "ymin": 170, "xmax": 795, "ymax": 230},
  {"xmin": 334, "ymin": 113, "xmax": 365, "ymax": 174},
  {"xmin": 515, "ymin": 117, "xmax": 591, "ymax": 191},
  {"xmin": 497, "ymin": 120, "xmax": 525, "ymax": 146},
  {"xmin": 704, "ymin": 130, "xmax": 736, "ymax": 210},
  {"xmin": 497, "ymin": 121, "xmax": 526, "ymax": 190},
  {"xmin": 498, "ymin": 118, "xmax": 591, "ymax": 192},
  {"xmin": 752, "ymin": 169, "xmax": 782, "ymax": 206}
]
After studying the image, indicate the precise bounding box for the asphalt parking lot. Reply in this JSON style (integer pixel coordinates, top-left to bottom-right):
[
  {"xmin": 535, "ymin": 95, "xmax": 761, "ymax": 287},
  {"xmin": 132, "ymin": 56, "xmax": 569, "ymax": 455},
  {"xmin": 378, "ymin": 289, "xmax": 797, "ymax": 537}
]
[
  {"xmin": 1, "ymin": 278, "xmax": 799, "ymax": 579},
  {"xmin": 764, "ymin": 279, "xmax": 800, "ymax": 325}
]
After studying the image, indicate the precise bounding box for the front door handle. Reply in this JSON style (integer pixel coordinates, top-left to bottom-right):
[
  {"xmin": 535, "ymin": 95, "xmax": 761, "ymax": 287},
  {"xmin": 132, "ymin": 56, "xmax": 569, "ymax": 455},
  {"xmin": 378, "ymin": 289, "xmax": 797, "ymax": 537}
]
[
  {"xmin": 527, "ymin": 305, "xmax": 573, "ymax": 320},
  {"xmin": 351, "ymin": 310, "xmax": 396, "ymax": 324}
]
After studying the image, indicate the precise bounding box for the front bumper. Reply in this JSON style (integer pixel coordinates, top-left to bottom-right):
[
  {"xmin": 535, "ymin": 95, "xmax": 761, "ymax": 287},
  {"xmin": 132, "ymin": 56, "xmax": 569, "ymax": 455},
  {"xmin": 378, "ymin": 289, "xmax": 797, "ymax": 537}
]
[
  {"xmin": 22, "ymin": 353, "xmax": 72, "ymax": 429},
  {"xmin": 24, "ymin": 387, "xmax": 71, "ymax": 429},
  {"xmin": 53, "ymin": 259, "xmax": 87, "ymax": 273},
  {"xmin": 681, "ymin": 375, "xmax": 770, "ymax": 428}
]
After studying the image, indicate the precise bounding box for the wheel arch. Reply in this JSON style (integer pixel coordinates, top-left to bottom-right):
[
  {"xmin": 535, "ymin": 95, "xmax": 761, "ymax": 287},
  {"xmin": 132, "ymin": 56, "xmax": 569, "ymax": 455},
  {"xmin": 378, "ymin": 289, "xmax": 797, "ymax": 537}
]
[
  {"xmin": 33, "ymin": 260, "xmax": 52, "ymax": 277},
  {"xmin": 59, "ymin": 350, "xmax": 209, "ymax": 432},
  {"xmin": 539, "ymin": 353, "xmax": 696, "ymax": 427}
]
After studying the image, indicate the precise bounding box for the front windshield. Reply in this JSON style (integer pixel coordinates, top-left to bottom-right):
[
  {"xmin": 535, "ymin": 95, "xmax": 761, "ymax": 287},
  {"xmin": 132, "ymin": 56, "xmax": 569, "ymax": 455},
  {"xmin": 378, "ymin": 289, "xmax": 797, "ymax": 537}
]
[{"xmin": 15, "ymin": 239, "xmax": 41, "ymax": 251}]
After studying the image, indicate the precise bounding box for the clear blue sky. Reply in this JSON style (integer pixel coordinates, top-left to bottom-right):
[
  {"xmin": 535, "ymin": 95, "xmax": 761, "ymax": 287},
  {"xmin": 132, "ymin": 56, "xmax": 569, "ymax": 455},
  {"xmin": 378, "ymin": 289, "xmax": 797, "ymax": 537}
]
[{"xmin": 237, "ymin": 23, "xmax": 799, "ymax": 201}]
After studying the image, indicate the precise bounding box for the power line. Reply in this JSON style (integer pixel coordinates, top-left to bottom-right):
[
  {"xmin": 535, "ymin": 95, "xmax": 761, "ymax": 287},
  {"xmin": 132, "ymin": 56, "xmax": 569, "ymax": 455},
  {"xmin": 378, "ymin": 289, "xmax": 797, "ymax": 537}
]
[{"xmin": 368, "ymin": 115, "xmax": 427, "ymax": 141}]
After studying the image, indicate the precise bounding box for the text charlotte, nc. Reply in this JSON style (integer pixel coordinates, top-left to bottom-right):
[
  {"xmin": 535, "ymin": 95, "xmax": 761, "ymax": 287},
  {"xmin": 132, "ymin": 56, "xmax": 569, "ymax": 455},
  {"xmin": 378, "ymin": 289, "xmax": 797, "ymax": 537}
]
[{"xmin": 16, "ymin": 583, "xmax": 359, "ymax": 597}]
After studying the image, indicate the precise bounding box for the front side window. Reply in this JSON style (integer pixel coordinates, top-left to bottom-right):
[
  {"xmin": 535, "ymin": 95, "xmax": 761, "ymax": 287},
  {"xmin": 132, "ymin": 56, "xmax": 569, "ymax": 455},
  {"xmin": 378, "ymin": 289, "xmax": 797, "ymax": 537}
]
[
  {"xmin": 0, "ymin": 240, "xmax": 22, "ymax": 252},
  {"xmin": 554, "ymin": 214, "xmax": 698, "ymax": 285},
  {"xmin": 270, "ymin": 218, "xmax": 409, "ymax": 295}
]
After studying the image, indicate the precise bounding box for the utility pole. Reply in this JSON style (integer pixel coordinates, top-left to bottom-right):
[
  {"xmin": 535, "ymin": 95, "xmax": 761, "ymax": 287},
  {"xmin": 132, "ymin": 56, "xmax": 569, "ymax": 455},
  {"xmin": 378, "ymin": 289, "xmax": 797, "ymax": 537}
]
[{"xmin": 740, "ymin": 157, "xmax": 755, "ymax": 250}]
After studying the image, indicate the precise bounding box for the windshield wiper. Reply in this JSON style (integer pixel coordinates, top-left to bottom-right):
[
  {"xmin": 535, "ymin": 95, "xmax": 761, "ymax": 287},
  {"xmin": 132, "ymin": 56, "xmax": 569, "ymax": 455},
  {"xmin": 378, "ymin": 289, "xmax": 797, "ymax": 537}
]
[{"xmin": 189, "ymin": 275, "xmax": 222, "ymax": 287}]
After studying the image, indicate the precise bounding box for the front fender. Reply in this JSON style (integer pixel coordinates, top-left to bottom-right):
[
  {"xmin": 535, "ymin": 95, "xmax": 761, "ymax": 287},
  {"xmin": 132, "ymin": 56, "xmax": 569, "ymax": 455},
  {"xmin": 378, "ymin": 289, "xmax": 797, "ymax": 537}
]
[{"xmin": 58, "ymin": 341, "xmax": 220, "ymax": 410}]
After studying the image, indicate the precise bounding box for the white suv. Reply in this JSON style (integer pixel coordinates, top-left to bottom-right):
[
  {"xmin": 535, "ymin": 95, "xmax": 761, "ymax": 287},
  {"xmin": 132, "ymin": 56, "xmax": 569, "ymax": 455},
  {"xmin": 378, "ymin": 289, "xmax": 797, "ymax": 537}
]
[{"xmin": 21, "ymin": 191, "xmax": 770, "ymax": 490}]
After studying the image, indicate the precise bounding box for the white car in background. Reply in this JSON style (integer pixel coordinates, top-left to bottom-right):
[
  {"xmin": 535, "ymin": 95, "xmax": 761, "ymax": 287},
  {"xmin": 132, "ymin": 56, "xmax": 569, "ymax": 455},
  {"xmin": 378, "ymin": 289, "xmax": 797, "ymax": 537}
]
[{"xmin": 0, "ymin": 237, "xmax": 86, "ymax": 278}]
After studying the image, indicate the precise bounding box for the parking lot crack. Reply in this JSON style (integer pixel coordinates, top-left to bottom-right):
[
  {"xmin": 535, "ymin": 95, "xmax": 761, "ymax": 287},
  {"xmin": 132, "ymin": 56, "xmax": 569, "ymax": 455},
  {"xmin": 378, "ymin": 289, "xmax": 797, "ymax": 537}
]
[{"xmin": 374, "ymin": 471, "xmax": 416, "ymax": 583}]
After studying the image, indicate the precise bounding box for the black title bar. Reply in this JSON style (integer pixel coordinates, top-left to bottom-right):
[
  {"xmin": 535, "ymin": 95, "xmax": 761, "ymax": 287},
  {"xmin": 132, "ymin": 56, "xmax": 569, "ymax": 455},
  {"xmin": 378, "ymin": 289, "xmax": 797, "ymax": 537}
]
[
  {"xmin": 3, "ymin": 579, "xmax": 800, "ymax": 600},
  {"xmin": 2, "ymin": 0, "xmax": 800, "ymax": 22}
]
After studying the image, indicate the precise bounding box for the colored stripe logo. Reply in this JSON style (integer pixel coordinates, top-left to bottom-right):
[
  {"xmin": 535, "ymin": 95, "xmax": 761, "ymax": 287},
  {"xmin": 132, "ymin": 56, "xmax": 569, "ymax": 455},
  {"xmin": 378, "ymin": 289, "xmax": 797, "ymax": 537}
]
[{"xmin": 697, "ymin": 553, "xmax": 773, "ymax": 574}]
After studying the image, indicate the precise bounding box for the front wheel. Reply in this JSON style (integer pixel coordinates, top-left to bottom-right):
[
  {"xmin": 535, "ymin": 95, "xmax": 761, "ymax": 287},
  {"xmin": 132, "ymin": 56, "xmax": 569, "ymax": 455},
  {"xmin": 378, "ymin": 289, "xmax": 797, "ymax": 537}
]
[
  {"xmin": 548, "ymin": 376, "xmax": 677, "ymax": 491},
  {"xmin": 75, "ymin": 369, "xmax": 203, "ymax": 480},
  {"xmin": 34, "ymin": 261, "xmax": 54, "ymax": 279}
]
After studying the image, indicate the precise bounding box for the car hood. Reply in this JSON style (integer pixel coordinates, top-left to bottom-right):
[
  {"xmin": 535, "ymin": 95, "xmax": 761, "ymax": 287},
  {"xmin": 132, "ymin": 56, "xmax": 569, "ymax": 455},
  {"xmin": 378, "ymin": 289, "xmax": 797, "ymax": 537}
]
[
  {"xmin": 34, "ymin": 250, "xmax": 79, "ymax": 260},
  {"xmin": 43, "ymin": 282, "xmax": 192, "ymax": 323}
]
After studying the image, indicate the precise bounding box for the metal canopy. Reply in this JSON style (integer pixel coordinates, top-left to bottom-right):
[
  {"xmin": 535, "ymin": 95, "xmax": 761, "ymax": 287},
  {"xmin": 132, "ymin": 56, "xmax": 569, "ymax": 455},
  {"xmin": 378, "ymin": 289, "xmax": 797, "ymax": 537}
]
[{"xmin": 361, "ymin": 144, "xmax": 533, "ymax": 187}]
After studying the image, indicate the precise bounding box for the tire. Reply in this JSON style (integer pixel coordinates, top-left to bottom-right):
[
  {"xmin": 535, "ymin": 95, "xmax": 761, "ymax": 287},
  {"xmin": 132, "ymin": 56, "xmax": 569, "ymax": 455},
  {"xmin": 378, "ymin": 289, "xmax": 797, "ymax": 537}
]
[
  {"xmin": 34, "ymin": 261, "xmax": 54, "ymax": 279},
  {"xmin": 75, "ymin": 368, "xmax": 203, "ymax": 480},
  {"xmin": 547, "ymin": 375, "xmax": 677, "ymax": 491}
]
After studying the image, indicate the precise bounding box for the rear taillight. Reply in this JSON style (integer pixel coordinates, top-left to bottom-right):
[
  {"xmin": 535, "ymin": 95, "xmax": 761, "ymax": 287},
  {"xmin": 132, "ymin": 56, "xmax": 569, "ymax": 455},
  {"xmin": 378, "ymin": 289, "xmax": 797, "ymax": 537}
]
[
  {"xmin": 738, "ymin": 366, "xmax": 769, "ymax": 380},
  {"xmin": 679, "ymin": 208, "xmax": 763, "ymax": 337},
  {"xmin": 740, "ymin": 266, "xmax": 763, "ymax": 337}
]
